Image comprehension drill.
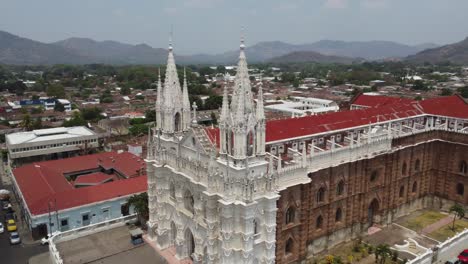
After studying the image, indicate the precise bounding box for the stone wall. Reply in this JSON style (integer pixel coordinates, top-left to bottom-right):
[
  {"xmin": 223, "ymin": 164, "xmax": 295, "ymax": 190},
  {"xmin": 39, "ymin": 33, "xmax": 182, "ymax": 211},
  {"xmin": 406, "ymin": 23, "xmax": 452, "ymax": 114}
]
[{"xmin": 275, "ymin": 131, "xmax": 468, "ymax": 264}]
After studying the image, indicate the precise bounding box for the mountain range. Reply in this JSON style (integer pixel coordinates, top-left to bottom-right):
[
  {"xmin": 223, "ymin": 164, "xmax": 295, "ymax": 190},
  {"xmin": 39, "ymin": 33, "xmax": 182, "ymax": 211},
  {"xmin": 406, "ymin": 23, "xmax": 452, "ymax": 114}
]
[
  {"xmin": 406, "ymin": 37, "xmax": 468, "ymax": 64},
  {"xmin": 0, "ymin": 30, "xmax": 446, "ymax": 65}
]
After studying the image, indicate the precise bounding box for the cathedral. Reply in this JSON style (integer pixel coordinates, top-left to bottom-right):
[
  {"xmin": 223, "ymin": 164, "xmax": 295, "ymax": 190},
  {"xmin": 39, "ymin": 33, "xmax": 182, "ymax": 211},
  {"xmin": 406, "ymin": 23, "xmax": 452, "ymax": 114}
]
[{"xmin": 145, "ymin": 38, "xmax": 468, "ymax": 264}]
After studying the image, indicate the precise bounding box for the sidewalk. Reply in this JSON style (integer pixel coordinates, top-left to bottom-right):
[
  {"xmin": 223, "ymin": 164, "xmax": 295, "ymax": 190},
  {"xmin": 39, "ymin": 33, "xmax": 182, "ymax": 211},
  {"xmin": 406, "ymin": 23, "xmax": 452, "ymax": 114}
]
[
  {"xmin": 421, "ymin": 215, "xmax": 454, "ymax": 235},
  {"xmin": 0, "ymin": 161, "xmax": 39, "ymax": 245},
  {"xmin": 29, "ymin": 252, "xmax": 51, "ymax": 264}
]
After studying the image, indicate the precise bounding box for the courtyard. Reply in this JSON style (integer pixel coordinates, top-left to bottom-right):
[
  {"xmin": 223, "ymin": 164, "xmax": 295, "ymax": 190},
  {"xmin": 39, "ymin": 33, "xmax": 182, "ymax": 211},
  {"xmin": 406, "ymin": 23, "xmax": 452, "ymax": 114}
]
[{"xmin": 308, "ymin": 209, "xmax": 468, "ymax": 264}]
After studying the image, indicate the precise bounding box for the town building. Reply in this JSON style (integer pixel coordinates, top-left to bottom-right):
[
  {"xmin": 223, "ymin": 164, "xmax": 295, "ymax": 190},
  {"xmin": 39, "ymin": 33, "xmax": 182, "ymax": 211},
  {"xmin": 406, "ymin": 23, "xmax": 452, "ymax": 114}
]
[
  {"xmin": 10, "ymin": 151, "xmax": 147, "ymax": 239},
  {"xmin": 145, "ymin": 39, "xmax": 468, "ymax": 264},
  {"xmin": 6, "ymin": 126, "xmax": 99, "ymax": 165},
  {"xmin": 265, "ymin": 96, "xmax": 339, "ymax": 117}
]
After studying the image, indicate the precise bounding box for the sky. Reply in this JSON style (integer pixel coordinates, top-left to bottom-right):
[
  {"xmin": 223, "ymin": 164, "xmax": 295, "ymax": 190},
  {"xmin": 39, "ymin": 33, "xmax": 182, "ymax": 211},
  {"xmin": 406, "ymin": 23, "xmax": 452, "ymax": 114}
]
[{"xmin": 1, "ymin": 0, "xmax": 468, "ymax": 54}]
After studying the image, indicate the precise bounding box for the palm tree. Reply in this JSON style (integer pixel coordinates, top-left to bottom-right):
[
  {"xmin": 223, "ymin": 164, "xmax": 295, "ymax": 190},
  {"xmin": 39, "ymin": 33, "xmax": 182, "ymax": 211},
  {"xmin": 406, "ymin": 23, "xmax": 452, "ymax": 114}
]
[
  {"xmin": 127, "ymin": 192, "xmax": 149, "ymax": 221},
  {"xmin": 449, "ymin": 204, "xmax": 465, "ymax": 231},
  {"xmin": 375, "ymin": 244, "xmax": 392, "ymax": 264},
  {"xmin": 20, "ymin": 114, "xmax": 32, "ymax": 131}
]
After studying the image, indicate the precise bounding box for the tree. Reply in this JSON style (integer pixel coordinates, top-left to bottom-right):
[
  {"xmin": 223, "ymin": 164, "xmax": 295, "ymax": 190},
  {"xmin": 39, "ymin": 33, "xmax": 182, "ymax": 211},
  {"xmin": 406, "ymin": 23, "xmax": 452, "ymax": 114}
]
[
  {"xmin": 20, "ymin": 114, "xmax": 33, "ymax": 131},
  {"xmin": 449, "ymin": 204, "xmax": 465, "ymax": 231},
  {"xmin": 127, "ymin": 192, "xmax": 149, "ymax": 221},
  {"xmin": 412, "ymin": 80, "xmax": 427, "ymax": 91},
  {"xmin": 203, "ymin": 95, "xmax": 223, "ymax": 110},
  {"xmin": 145, "ymin": 109, "xmax": 156, "ymax": 123},
  {"xmin": 129, "ymin": 124, "xmax": 149, "ymax": 136},
  {"xmin": 63, "ymin": 112, "xmax": 87, "ymax": 127},
  {"xmin": 32, "ymin": 118, "xmax": 42, "ymax": 130},
  {"xmin": 375, "ymin": 244, "xmax": 392, "ymax": 264},
  {"xmin": 54, "ymin": 101, "xmax": 65, "ymax": 112},
  {"xmin": 46, "ymin": 84, "xmax": 66, "ymax": 98},
  {"xmin": 458, "ymin": 86, "xmax": 468, "ymax": 98},
  {"xmin": 120, "ymin": 86, "xmax": 131, "ymax": 95},
  {"xmin": 440, "ymin": 88, "xmax": 453, "ymax": 96}
]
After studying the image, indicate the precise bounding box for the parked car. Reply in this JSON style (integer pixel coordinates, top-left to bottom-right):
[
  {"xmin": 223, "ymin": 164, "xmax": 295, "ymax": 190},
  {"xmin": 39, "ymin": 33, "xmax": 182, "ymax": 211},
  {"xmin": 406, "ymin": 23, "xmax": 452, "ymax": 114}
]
[
  {"xmin": 9, "ymin": 232, "xmax": 21, "ymax": 245},
  {"xmin": 0, "ymin": 222, "xmax": 4, "ymax": 233},
  {"xmin": 4, "ymin": 212, "xmax": 14, "ymax": 223},
  {"xmin": 6, "ymin": 219, "xmax": 17, "ymax": 232},
  {"xmin": 458, "ymin": 249, "xmax": 468, "ymax": 263}
]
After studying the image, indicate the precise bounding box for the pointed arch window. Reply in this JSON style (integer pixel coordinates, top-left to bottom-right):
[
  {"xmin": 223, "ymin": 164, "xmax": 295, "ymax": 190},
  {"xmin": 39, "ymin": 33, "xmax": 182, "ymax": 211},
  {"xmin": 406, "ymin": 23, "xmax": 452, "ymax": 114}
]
[
  {"xmin": 170, "ymin": 182, "xmax": 176, "ymax": 200},
  {"xmin": 399, "ymin": 186, "xmax": 405, "ymax": 198},
  {"xmin": 412, "ymin": 182, "xmax": 418, "ymax": 193},
  {"xmin": 457, "ymin": 183, "xmax": 465, "ymax": 196},
  {"xmin": 285, "ymin": 206, "xmax": 295, "ymax": 225},
  {"xmin": 335, "ymin": 208, "xmax": 343, "ymax": 222},
  {"xmin": 316, "ymin": 187, "xmax": 326, "ymax": 203},
  {"xmin": 253, "ymin": 219, "xmax": 259, "ymax": 236},
  {"xmin": 402, "ymin": 162, "xmax": 407, "ymax": 175},
  {"xmin": 336, "ymin": 181, "xmax": 345, "ymax": 196},
  {"xmin": 415, "ymin": 159, "xmax": 421, "ymax": 172},
  {"xmin": 316, "ymin": 215, "xmax": 323, "ymax": 229},
  {"xmin": 184, "ymin": 190, "xmax": 195, "ymax": 214},
  {"xmin": 460, "ymin": 160, "xmax": 467, "ymax": 174},
  {"xmin": 370, "ymin": 170, "xmax": 378, "ymax": 182},
  {"xmin": 285, "ymin": 238, "xmax": 294, "ymax": 255}
]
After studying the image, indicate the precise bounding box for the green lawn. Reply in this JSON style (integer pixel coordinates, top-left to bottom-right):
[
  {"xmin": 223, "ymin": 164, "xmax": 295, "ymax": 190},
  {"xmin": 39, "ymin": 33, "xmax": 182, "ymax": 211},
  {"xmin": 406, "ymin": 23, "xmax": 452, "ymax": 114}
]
[
  {"xmin": 400, "ymin": 211, "xmax": 446, "ymax": 232},
  {"xmin": 429, "ymin": 219, "xmax": 468, "ymax": 242}
]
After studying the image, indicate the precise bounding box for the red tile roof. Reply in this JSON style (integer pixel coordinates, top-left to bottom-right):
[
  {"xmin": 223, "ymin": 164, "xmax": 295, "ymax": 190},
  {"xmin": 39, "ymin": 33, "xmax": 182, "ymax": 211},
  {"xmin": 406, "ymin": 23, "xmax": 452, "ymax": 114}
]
[
  {"xmin": 74, "ymin": 172, "xmax": 115, "ymax": 186},
  {"xmin": 13, "ymin": 152, "xmax": 147, "ymax": 216},
  {"xmin": 206, "ymin": 95, "xmax": 468, "ymax": 144},
  {"xmin": 351, "ymin": 94, "xmax": 414, "ymax": 108}
]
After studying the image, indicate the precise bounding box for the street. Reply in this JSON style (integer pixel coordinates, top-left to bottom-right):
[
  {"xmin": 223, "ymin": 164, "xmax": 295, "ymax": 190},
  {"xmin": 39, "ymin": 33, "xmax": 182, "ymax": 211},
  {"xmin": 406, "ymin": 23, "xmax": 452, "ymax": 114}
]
[{"xmin": 0, "ymin": 162, "xmax": 48, "ymax": 264}]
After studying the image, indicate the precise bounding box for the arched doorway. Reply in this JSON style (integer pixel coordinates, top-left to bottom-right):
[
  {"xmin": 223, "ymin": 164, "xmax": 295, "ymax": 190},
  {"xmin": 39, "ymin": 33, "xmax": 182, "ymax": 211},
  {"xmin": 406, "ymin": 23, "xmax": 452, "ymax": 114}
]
[
  {"xmin": 368, "ymin": 199, "xmax": 380, "ymax": 225},
  {"xmin": 184, "ymin": 229, "xmax": 195, "ymax": 260},
  {"xmin": 170, "ymin": 222, "xmax": 177, "ymax": 246},
  {"xmin": 174, "ymin": 112, "xmax": 181, "ymax": 132}
]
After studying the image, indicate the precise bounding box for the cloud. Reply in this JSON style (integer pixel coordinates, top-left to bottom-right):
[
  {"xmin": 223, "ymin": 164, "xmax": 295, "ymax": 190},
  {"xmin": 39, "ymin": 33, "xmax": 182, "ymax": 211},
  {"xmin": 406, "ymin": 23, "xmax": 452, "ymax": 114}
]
[
  {"xmin": 163, "ymin": 7, "xmax": 178, "ymax": 15},
  {"xmin": 324, "ymin": 0, "xmax": 348, "ymax": 9},
  {"xmin": 360, "ymin": 0, "xmax": 389, "ymax": 9},
  {"xmin": 112, "ymin": 8, "xmax": 125, "ymax": 17},
  {"xmin": 183, "ymin": 0, "xmax": 223, "ymax": 9}
]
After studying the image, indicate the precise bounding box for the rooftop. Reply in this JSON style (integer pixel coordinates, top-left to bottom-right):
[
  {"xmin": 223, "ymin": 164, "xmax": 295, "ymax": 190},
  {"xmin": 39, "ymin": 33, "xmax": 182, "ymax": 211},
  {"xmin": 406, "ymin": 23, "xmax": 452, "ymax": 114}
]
[
  {"xmin": 56, "ymin": 225, "xmax": 165, "ymax": 264},
  {"xmin": 6, "ymin": 126, "xmax": 96, "ymax": 145},
  {"xmin": 13, "ymin": 151, "xmax": 147, "ymax": 215},
  {"xmin": 206, "ymin": 95, "xmax": 468, "ymax": 144}
]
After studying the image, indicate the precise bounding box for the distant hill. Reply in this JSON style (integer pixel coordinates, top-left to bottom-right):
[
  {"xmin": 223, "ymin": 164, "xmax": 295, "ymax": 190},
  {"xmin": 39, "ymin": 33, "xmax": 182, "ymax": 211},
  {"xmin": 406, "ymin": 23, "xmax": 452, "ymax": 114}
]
[
  {"xmin": 53, "ymin": 38, "xmax": 169, "ymax": 64},
  {"xmin": 268, "ymin": 51, "xmax": 358, "ymax": 64},
  {"xmin": 0, "ymin": 31, "xmax": 91, "ymax": 65},
  {"xmin": 406, "ymin": 37, "xmax": 468, "ymax": 64},
  {"xmin": 0, "ymin": 30, "xmax": 440, "ymax": 65}
]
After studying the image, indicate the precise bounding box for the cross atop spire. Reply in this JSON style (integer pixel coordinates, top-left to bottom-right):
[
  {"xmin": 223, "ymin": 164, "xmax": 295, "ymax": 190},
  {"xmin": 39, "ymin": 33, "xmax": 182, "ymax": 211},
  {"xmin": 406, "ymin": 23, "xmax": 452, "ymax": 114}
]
[
  {"xmin": 240, "ymin": 26, "xmax": 245, "ymax": 50},
  {"xmin": 169, "ymin": 25, "xmax": 173, "ymax": 51}
]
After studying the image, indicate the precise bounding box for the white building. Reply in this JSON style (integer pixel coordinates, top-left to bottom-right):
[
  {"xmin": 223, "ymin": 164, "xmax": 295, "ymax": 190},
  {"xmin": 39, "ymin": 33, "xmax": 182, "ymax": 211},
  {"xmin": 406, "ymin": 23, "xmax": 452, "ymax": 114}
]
[
  {"xmin": 6, "ymin": 126, "xmax": 99, "ymax": 165},
  {"xmin": 146, "ymin": 38, "xmax": 277, "ymax": 263},
  {"xmin": 265, "ymin": 96, "xmax": 339, "ymax": 117},
  {"xmin": 57, "ymin": 99, "xmax": 72, "ymax": 112}
]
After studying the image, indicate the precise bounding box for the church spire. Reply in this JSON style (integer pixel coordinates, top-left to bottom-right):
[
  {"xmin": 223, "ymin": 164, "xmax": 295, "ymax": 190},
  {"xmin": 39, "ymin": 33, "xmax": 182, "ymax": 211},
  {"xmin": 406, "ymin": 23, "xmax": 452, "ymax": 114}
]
[
  {"xmin": 155, "ymin": 68, "xmax": 163, "ymax": 131},
  {"xmin": 182, "ymin": 68, "xmax": 191, "ymax": 131},
  {"xmin": 160, "ymin": 35, "xmax": 184, "ymax": 134},
  {"xmin": 256, "ymin": 79, "xmax": 265, "ymax": 121}
]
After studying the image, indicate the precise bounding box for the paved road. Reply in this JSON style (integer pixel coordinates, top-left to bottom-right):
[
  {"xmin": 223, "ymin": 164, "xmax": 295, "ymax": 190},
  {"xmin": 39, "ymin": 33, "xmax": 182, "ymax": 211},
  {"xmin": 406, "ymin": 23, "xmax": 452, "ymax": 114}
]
[{"xmin": 0, "ymin": 162, "xmax": 48, "ymax": 264}]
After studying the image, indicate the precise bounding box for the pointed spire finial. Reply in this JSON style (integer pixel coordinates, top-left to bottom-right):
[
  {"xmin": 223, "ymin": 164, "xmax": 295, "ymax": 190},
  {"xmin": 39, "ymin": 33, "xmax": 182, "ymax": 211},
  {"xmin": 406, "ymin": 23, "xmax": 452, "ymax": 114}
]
[
  {"xmin": 240, "ymin": 26, "xmax": 245, "ymax": 50},
  {"xmin": 169, "ymin": 25, "xmax": 173, "ymax": 51}
]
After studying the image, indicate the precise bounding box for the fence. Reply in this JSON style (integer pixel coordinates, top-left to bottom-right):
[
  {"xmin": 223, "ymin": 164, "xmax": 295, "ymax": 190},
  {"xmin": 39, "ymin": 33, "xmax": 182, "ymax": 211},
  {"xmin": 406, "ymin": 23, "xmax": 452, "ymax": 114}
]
[{"xmin": 49, "ymin": 214, "xmax": 137, "ymax": 264}]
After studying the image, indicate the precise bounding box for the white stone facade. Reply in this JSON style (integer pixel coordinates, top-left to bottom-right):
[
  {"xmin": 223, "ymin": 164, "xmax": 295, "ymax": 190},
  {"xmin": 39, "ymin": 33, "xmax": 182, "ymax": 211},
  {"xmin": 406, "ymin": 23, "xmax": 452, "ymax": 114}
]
[{"xmin": 146, "ymin": 39, "xmax": 279, "ymax": 264}]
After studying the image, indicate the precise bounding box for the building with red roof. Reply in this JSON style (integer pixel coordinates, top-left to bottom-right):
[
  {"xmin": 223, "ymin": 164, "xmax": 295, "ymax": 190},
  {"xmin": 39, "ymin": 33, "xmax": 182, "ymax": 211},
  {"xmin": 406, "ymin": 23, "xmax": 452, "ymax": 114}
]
[
  {"xmin": 350, "ymin": 93, "xmax": 414, "ymax": 110},
  {"xmin": 10, "ymin": 151, "xmax": 147, "ymax": 239}
]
